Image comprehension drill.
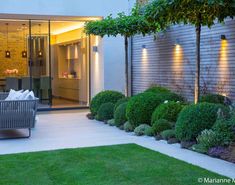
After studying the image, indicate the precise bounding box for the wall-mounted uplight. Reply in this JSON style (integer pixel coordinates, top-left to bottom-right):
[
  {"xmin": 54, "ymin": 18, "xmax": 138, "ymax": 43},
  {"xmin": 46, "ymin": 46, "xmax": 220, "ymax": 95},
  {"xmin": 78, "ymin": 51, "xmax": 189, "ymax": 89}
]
[
  {"xmin": 93, "ymin": 46, "xmax": 98, "ymax": 52},
  {"xmin": 175, "ymin": 38, "xmax": 180, "ymax": 46},
  {"xmin": 221, "ymin": 35, "xmax": 226, "ymax": 40},
  {"xmin": 142, "ymin": 44, "xmax": 146, "ymax": 49}
]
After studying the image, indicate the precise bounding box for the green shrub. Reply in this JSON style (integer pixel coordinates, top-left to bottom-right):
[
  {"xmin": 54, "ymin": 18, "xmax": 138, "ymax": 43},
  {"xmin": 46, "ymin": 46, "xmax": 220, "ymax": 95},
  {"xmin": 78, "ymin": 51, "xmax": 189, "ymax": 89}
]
[
  {"xmin": 126, "ymin": 92, "xmax": 162, "ymax": 127},
  {"xmin": 114, "ymin": 102, "xmax": 128, "ymax": 127},
  {"xmin": 134, "ymin": 124, "xmax": 152, "ymax": 136},
  {"xmin": 200, "ymin": 94, "xmax": 227, "ymax": 105},
  {"xmin": 145, "ymin": 127, "xmax": 154, "ymax": 136},
  {"xmin": 175, "ymin": 103, "xmax": 228, "ymax": 141},
  {"xmin": 151, "ymin": 102, "xmax": 184, "ymax": 124},
  {"xmin": 145, "ymin": 85, "xmax": 171, "ymax": 94},
  {"xmin": 114, "ymin": 97, "xmax": 130, "ymax": 111},
  {"xmin": 160, "ymin": 129, "xmax": 176, "ymax": 140},
  {"xmin": 90, "ymin": 90, "xmax": 124, "ymax": 115},
  {"xmin": 124, "ymin": 122, "xmax": 134, "ymax": 132},
  {"xmin": 96, "ymin": 103, "xmax": 115, "ymax": 121},
  {"xmin": 196, "ymin": 129, "xmax": 221, "ymax": 152},
  {"xmin": 191, "ymin": 144, "xmax": 208, "ymax": 154},
  {"xmin": 152, "ymin": 119, "xmax": 172, "ymax": 135},
  {"xmin": 107, "ymin": 119, "xmax": 115, "ymax": 126},
  {"xmin": 212, "ymin": 119, "xmax": 234, "ymax": 146},
  {"xmin": 145, "ymin": 86, "xmax": 184, "ymax": 102}
]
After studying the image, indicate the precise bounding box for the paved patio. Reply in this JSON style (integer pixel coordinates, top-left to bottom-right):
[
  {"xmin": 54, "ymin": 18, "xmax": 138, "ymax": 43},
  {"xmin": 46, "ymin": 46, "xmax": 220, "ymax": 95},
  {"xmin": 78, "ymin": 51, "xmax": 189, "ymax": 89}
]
[{"xmin": 0, "ymin": 110, "xmax": 235, "ymax": 179}]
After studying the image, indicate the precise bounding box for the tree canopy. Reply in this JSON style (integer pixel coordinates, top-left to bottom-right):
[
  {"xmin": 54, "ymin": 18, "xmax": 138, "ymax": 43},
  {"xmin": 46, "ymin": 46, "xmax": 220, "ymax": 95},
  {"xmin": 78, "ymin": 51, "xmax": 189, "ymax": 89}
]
[
  {"xmin": 84, "ymin": 6, "xmax": 159, "ymax": 37},
  {"xmin": 144, "ymin": 0, "xmax": 235, "ymax": 27}
]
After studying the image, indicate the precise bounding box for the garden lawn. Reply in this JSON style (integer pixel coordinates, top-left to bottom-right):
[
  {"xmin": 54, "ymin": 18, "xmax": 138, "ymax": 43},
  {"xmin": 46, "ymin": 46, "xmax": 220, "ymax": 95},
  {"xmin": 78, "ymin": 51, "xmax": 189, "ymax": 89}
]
[{"xmin": 0, "ymin": 144, "xmax": 230, "ymax": 185}]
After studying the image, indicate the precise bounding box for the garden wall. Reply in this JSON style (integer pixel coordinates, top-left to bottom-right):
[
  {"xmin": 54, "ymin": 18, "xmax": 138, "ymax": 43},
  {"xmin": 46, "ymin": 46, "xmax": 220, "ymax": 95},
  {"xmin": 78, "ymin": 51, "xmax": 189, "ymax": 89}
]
[{"xmin": 131, "ymin": 19, "xmax": 235, "ymax": 101}]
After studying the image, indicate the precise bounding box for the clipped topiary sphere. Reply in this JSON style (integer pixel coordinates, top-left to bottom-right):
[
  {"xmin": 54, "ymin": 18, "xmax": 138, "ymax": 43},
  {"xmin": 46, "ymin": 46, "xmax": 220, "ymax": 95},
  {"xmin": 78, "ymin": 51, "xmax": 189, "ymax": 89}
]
[
  {"xmin": 151, "ymin": 102, "xmax": 184, "ymax": 124},
  {"xmin": 134, "ymin": 124, "xmax": 152, "ymax": 136},
  {"xmin": 90, "ymin": 90, "xmax": 124, "ymax": 115},
  {"xmin": 160, "ymin": 129, "xmax": 176, "ymax": 140},
  {"xmin": 114, "ymin": 102, "xmax": 128, "ymax": 127},
  {"xmin": 175, "ymin": 103, "xmax": 228, "ymax": 142},
  {"xmin": 124, "ymin": 121, "xmax": 134, "ymax": 132},
  {"xmin": 114, "ymin": 97, "xmax": 130, "ymax": 111},
  {"xmin": 97, "ymin": 102, "xmax": 115, "ymax": 121},
  {"xmin": 152, "ymin": 119, "xmax": 172, "ymax": 135},
  {"xmin": 145, "ymin": 85, "xmax": 171, "ymax": 94},
  {"xmin": 126, "ymin": 92, "xmax": 162, "ymax": 127},
  {"xmin": 107, "ymin": 119, "xmax": 115, "ymax": 126},
  {"xmin": 200, "ymin": 94, "xmax": 228, "ymax": 105}
]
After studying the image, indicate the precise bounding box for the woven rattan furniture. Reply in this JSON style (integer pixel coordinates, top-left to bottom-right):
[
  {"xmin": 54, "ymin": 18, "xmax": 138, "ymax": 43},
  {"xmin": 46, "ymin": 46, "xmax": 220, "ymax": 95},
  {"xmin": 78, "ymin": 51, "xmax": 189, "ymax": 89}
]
[{"xmin": 0, "ymin": 92, "xmax": 39, "ymax": 139}]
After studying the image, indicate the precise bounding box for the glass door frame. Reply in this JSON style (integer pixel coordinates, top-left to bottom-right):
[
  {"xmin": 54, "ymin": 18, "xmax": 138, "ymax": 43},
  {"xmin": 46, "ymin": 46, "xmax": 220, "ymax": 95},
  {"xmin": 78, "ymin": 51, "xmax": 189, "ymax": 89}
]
[{"xmin": 27, "ymin": 19, "xmax": 91, "ymax": 111}]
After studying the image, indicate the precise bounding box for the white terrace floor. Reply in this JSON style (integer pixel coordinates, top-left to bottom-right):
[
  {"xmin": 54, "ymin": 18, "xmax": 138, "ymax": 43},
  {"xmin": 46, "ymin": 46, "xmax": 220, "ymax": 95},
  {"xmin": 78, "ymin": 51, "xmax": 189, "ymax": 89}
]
[{"xmin": 0, "ymin": 110, "xmax": 235, "ymax": 179}]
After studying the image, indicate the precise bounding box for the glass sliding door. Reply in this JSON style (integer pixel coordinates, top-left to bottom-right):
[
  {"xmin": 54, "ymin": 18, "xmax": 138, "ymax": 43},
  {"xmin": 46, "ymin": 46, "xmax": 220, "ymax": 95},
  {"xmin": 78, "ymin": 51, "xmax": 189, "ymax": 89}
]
[
  {"xmin": 0, "ymin": 18, "xmax": 90, "ymax": 109},
  {"xmin": 29, "ymin": 20, "xmax": 51, "ymax": 108},
  {"xmin": 50, "ymin": 21, "xmax": 89, "ymax": 108},
  {"xmin": 0, "ymin": 19, "xmax": 30, "ymax": 93}
]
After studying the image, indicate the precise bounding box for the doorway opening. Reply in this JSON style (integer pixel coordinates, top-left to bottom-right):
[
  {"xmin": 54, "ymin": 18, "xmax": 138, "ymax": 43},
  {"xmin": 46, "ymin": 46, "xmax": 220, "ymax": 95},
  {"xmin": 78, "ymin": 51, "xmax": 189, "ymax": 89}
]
[{"xmin": 0, "ymin": 18, "xmax": 92, "ymax": 110}]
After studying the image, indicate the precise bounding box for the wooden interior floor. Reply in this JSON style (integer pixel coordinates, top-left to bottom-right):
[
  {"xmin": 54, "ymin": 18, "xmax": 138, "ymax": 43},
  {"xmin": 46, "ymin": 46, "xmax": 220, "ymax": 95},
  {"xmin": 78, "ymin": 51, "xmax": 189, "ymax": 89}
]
[{"xmin": 39, "ymin": 97, "xmax": 88, "ymax": 109}]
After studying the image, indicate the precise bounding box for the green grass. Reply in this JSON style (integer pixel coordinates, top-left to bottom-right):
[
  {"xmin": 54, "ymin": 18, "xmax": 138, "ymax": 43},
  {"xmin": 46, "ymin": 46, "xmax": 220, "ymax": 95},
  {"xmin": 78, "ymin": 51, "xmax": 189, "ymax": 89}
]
[{"xmin": 0, "ymin": 144, "xmax": 230, "ymax": 185}]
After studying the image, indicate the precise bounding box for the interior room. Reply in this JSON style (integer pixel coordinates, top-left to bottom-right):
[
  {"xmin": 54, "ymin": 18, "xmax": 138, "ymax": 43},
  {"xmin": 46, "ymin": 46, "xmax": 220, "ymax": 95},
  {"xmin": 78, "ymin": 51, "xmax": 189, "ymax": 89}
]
[{"xmin": 0, "ymin": 19, "xmax": 90, "ymax": 109}]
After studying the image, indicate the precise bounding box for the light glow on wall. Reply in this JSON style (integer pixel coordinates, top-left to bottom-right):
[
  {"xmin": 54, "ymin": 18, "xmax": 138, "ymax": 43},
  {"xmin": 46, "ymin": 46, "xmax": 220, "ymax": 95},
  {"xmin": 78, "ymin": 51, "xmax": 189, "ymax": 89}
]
[
  {"xmin": 219, "ymin": 40, "xmax": 228, "ymax": 66},
  {"xmin": 173, "ymin": 44, "xmax": 183, "ymax": 69}
]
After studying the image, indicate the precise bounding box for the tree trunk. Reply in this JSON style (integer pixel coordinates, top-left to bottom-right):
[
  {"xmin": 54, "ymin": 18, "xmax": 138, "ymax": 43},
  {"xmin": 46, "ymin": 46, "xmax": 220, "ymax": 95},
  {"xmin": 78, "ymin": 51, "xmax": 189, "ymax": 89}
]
[
  {"xmin": 124, "ymin": 36, "xmax": 129, "ymax": 97},
  {"xmin": 195, "ymin": 24, "xmax": 201, "ymax": 104}
]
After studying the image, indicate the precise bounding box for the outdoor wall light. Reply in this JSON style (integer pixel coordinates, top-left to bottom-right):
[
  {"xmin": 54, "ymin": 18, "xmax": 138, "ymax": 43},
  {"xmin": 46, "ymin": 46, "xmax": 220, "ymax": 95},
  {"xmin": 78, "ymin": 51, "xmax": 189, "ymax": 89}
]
[
  {"xmin": 175, "ymin": 39, "xmax": 180, "ymax": 46},
  {"xmin": 93, "ymin": 46, "xmax": 98, "ymax": 52},
  {"xmin": 142, "ymin": 44, "xmax": 146, "ymax": 49},
  {"xmin": 221, "ymin": 35, "xmax": 226, "ymax": 40}
]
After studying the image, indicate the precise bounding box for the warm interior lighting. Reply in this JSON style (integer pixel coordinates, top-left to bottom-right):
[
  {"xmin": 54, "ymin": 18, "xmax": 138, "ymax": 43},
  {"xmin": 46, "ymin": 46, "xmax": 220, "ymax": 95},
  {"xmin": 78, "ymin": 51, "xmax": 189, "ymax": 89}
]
[
  {"xmin": 38, "ymin": 50, "xmax": 43, "ymax": 57},
  {"xmin": 51, "ymin": 22, "xmax": 85, "ymax": 35},
  {"xmin": 22, "ymin": 51, "xmax": 27, "ymax": 58},
  {"xmin": 5, "ymin": 50, "xmax": 10, "ymax": 58}
]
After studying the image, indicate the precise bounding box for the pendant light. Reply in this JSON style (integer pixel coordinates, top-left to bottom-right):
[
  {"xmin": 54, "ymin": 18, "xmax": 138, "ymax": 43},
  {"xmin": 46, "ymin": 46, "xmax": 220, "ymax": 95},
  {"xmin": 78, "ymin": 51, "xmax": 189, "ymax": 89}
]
[
  {"xmin": 22, "ymin": 24, "xmax": 27, "ymax": 58},
  {"xmin": 5, "ymin": 23, "xmax": 10, "ymax": 58},
  {"xmin": 38, "ymin": 24, "xmax": 43, "ymax": 58}
]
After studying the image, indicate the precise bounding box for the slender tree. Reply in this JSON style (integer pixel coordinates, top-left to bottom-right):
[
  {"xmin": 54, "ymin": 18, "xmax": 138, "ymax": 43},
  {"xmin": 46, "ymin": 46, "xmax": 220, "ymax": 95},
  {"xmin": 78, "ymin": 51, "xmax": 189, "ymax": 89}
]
[
  {"xmin": 85, "ymin": 7, "xmax": 156, "ymax": 96},
  {"xmin": 144, "ymin": 0, "xmax": 235, "ymax": 103}
]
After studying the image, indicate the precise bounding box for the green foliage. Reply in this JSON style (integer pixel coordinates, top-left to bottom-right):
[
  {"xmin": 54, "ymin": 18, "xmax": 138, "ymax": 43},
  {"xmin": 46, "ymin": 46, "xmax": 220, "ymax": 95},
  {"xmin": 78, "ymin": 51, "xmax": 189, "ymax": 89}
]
[
  {"xmin": 212, "ymin": 119, "xmax": 235, "ymax": 146},
  {"xmin": 196, "ymin": 129, "xmax": 221, "ymax": 152},
  {"xmin": 97, "ymin": 103, "xmax": 115, "ymax": 121},
  {"xmin": 84, "ymin": 6, "xmax": 156, "ymax": 38},
  {"xmin": 152, "ymin": 119, "xmax": 172, "ymax": 135},
  {"xmin": 191, "ymin": 144, "xmax": 208, "ymax": 154},
  {"xmin": 145, "ymin": 127, "xmax": 154, "ymax": 136},
  {"xmin": 90, "ymin": 90, "xmax": 124, "ymax": 115},
  {"xmin": 144, "ymin": 0, "xmax": 235, "ymax": 28},
  {"xmin": 151, "ymin": 102, "xmax": 184, "ymax": 124},
  {"xmin": 175, "ymin": 103, "xmax": 228, "ymax": 141},
  {"xmin": 200, "ymin": 94, "xmax": 227, "ymax": 105},
  {"xmin": 126, "ymin": 92, "xmax": 162, "ymax": 127},
  {"xmin": 160, "ymin": 129, "xmax": 176, "ymax": 140},
  {"xmin": 134, "ymin": 124, "xmax": 152, "ymax": 136},
  {"xmin": 124, "ymin": 122, "xmax": 134, "ymax": 132},
  {"xmin": 145, "ymin": 85, "xmax": 171, "ymax": 94},
  {"xmin": 107, "ymin": 119, "xmax": 115, "ymax": 126},
  {"xmin": 114, "ymin": 97, "xmax": 130, "ymax": 111},
  {"xmin": 114, "ymin": 102, "xmax": 128, "ymax": 127},
  {"xmin": 145, "ymin": 86, "xmax": 184, "ymax": 102}
]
